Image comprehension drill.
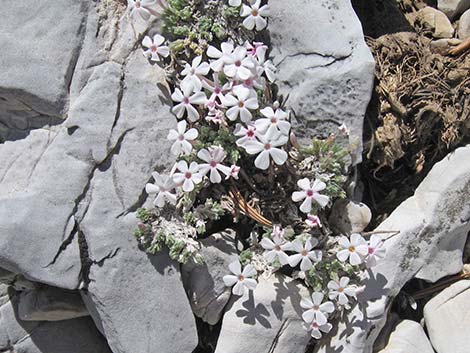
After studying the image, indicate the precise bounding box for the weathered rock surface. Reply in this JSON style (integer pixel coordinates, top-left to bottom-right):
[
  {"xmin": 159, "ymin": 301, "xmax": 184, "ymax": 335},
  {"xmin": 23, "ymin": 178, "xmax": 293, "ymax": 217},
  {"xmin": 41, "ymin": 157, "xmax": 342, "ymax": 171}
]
[
  {"xmin": 0, "ymin": 0, "xmax": 87, "ymax": 142},
  {"xmin": 438, "ymin": 0, "xmax": 470, "ymax": 19},
  {"xmin": 457, "ymin": 9, "xmax": 470, "ymax": 38},
  {"xmin": 269, "ymin": 0, "xmax": 375, "ymax": 165},
  {"xmin": 409, "ymin": 6, "xmax": 455, "ymax": 38},
  {"xmin": 424, "ymin": 280, "xmax": 470, "ymax": 353},
  {"xmin": 182, "ymin": 230, "xmax": 239, "ymax": 325},
  {"xmin": 0, "ymin": 290, "xmax": 111, "ymax": 353},
  {"xmin": 215, "ymin": 275, "xmax": 311, "ymax": 353},
  {"xmin": 329, "ymin": 199, "xmax": 372, "ymax": 234},
  {"xmin": 378, "ymin": 320, "xmax": 434, "ymax": 353},
  {"xmin": 0, "ymin": 1, "xmax": 197, "ymax": 352},
  {"xmin": 314, "ymin": 145, "xmax": 470, "ymax": 353},
  {"xmin": 18, "ymin": 286, "xmax": 88, "ymax": 321}
]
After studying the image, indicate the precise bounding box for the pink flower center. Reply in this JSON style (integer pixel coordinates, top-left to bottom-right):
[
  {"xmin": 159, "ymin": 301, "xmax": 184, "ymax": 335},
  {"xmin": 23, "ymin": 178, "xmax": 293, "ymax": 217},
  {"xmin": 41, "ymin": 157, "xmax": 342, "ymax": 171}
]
[
  {"xmin": 264, "ymin": 143, "xmax": 271, "ymax": 150},
  {"xmin": 183, "ymin": 97, "xmax": 190, "ymax": 104},
  {"xmin": 301, "ymin": 249, "xmax": 308, "ymax": 256},
  {"xmin": 135, "ymin": 1, "xmax": 141, "ymax": 8},
  {"xmin": 311, "ymin": 322, "xmax": 319, "ymax": 329},
  {"xmin": 238, "ymin": 101, "xmax": 244, "ymax": 108},
  {"xmin": 150, "ymin": 45, "xmax": 157, "ymax": 53},
  {"xmin": 274, "ymin": 245, "xmax": 281, "ymax": 251},
  {"xmin": 313, "ymin": 305, "xmax": 320, "ymax": 311},
  {"xmin": 368, "ymin": 247, "xmax": 375, "ymax": 255},
  {"xmin": 271, "ymin": 117, "xmax": 277, "ymax": 123},
  {"xmin": 252, "ymin": 9, "xmax": 259, "ymax": 16},
  {"xmin": 338, "ymin": 287, "xmax": 344, "ymax": 293},
  {"xmin": 178, "ymin": 134, "xmax": 185, "ymax": 141},
  {"xmin": 238, "ymin": 274, "xmax": 245, "ymax": 281},
  {"xmin": 247, "ymin": 130, "xmax": 254, "ymax": 137},
  {"xmin": 214, "ymin": 87, "xmax": 221, "ymax": 94},
  {"xmin": 235, "ymin": 60, "xmax": 241, "ymax": 67},
  {"xmin": 210, "ymin": 161, "xmax": 217, "ymax": 168},
  {"xmin": 306, "ymin": 190, "xmax": 314, "ymax": 197},
  {"xmin": 185, "ymin": 172, "xmax": 192, "ymax": 179},
  {"xmin": 244, "ymin": 78, "xmax": 253, "ymax": 87}
]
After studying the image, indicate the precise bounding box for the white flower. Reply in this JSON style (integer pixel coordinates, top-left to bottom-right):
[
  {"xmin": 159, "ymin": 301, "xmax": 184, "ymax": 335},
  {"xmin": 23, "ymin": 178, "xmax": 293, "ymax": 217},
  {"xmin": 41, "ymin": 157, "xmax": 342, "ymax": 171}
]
[
  {"xmin": 305, "ymin": 320, "xmax": 332, "ymax": 340},
  {"xmin": 260, "ymin": 231, "xmax": 292, "ymax": 266},
  {"xmin": 291, "ymin": 178, "xmax": 330, "ymax": 213},
  {"xmin": 288, "ymin": 237, "xmax": 322, "ymax": 271},
  {"xmin": 245, "ymin": 41, "xmax": 268, "ymax": 63},
  {"xmin": 338, "ymin": 123, "xmax": 349, "ymax": 136},
  {"xmin": 202, "ymin": 73, "xmax": 231, "ymax": 103},
  {"xmin": 240, "ymin": 0, "xmax": 270, "ymax": 31},
  {"xmin": 328, "ymin": 277, "xmax": 356, "ymax": 306},
  {"xmin": 142, "ymin": 34, "xmax": 169, "ymax": 62},
  {"xmin": 172, "ymin": 161, "xmax": 203, "ymax": 192},
  {"xmin": 228, "ymin": 0, "xmax": 241, "ymax": 6},
  {"xmin": 206, "ymin": 109, "xmax": 225, "ymax": 125},
  {"xmin": 127, "ymin": 0, "xmax": 160, "ymax": 21},
  {"xmin": 300, "ymin": 292, "xmax": 335, "ymax": 326},
  {"xmin": 223, "ymin": 261, "xmax": 257, "ymax": 296},
  {"xmin": 171, "ymin": 81, "xmax": 207, "ymax": 122},
  {"xmin": 145, "ymin": 172, "xmax": 176, "ymax": 207},
  {"xmin": 306, "ymin": 214, "xmax": 322, "ymax": 228},
  {"xmin": 197, "ymin": 146, "xmax": 231, "ymax": 183},
  {"xmin": 226, "ymin": 165, "xmax": 241, "ymax": 180},
  {"xmin": 223, "ymin": 87, "xmax": 259, "ymax": 122},
  {"xmin": 243, "ymin": 133, "xmax": 288, "ymax": 170},
  {"xmin": 261, "ymin": 59, "xmax": 277, "ymax": 82},
  {"xmin": 207, "ymin": 42, "xmax": 235, "ymax": 72},
  {"xmin": 336, "ymin": 233, "xmax": 368, "ymax": 266},
  {"xmin": 224, "ymin": 46, "xmax": 255, "ymax": 80},
  {"xmin": 181, "ymin": 56, "xmax": 210, "ymax": 91},
  {"xmin": 366, "ymin": 235, "xmax": 386, "ymax": 267},
  {"xmin": 234, "ymin": 123, "xmax": 258, "ymax": 147},
  {"xmin": 167, "ymin": 120, "xmax": 198, "ymax": 156},
  {"xmin": 255, "ymin": 106, "xmax": 291, "ymax": 139}
]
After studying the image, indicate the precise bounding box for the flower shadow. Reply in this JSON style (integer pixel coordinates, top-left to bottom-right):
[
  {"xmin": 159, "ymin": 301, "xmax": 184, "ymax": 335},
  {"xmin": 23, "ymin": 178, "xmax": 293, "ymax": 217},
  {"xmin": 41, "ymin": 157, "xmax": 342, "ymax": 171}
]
[{"xmin": 235, "ymin": 290, "xmax": 272, "ymax": 328}]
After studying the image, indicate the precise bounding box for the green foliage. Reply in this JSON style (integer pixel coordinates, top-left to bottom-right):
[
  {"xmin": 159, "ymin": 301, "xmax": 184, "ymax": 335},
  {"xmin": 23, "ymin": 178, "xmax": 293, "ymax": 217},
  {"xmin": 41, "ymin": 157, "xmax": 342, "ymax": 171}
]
[{"xmin": 239, "ymin": 249, "xmax": 253, "ymax": 266}]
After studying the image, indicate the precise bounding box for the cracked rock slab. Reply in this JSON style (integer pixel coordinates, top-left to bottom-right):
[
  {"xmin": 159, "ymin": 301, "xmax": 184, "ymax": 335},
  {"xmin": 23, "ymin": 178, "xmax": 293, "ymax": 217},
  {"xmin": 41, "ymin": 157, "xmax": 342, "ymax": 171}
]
[
  {"xmin": 215, "ymin": 275, "xmax": 311, "ymax": 353},
  {"xmin": 378, "ymin": 320, "xmax": 434, "ymax": 353},
  {"xmin": 268, "ymin": 0, "xmax": 375, "ymax": 165}
]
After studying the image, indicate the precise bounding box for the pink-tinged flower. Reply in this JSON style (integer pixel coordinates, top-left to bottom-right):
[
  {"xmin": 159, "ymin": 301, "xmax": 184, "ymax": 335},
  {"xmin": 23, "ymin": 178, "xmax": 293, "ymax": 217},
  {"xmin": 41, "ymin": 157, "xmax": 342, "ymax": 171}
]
[
  {"xmin": 206, "ymin": 109, "xmax": 225, "ymax": 125},
  {"xmin": 223, "ymin": 87, "xmax": 259, "ymax": 122},
  {"xmin": 225, "ymin": 165, "xmax": 241, "ymax": 180},
  {"xmin": 207, "ymin": 42, "xmax": 235, "ymax": 72},
  {"xmin": 255, "ymin": 106, "xmax": 291, "ymax": 139},
  {"xmin": 167, "ymin": 120, "xmax": 198, "ymax": 156},
  {"xmin": 306, "ymin": 214, "xmax": 322, "ymax": 228},
  {"xmin": 292, "ymin": 178, "xmax": 330, "ymax": 213},
  {"xmin": 127, "ymin": 0, "xmax": 161, "ymax": 21},
  {"xmin": 171, "ymin": 81, "xmax": 207, "ymax": 122},
  {"xmin": 260, "ymin": 231, "xmax": 292, "ymax": 266},
  {"xmin": 202, "ymin": 73, "xmax": 231, "ymax": 103},
  {"xmin": 224, "ymin": 46, "xmax": 255, "ymax": 81},
  {"xmin": 223, "ymin": 261, "xmax": 257, "ymax": 296},
  {"xmin": 245, "ymin": 41, "xmax": 268, "ymax": 63},
  {"xmin": 145, "ymin": 172, "xmax": 176, "ymax": 207},
  {"xmin": 234, "ymin": 123, "xmax": 258, "ymax": 147},
  {"xmin": 240, "ymin": 0, "xmax": 270, "ymax": 31},
  {"xmin": 172, "ymin": 161, "xmax": 203, "ymax": 192},
  {"xmin": 366, "ymin": 235, "xmax": 386, "ymax": 267},
  {"xmin": 336, "ymin": 233, "xmax": 368, "ymax": 266},
  {"xmin": 288, "ymin": 237, "xmax": 322, "ymax": 271},
  {"xmin": 338, "ymin": 123, "xmax": 349, "ymax": 136},
  {"xmin": 304, "ymin": 320, "xmax": 332, "ymax": 340},
  {"xmin": 142, "ymin": 34, "xmax": 169, "ymax": 62},
  {"xmin": 243, "ymin": 134, "xmax": 288, "ymax": 170},
  {"xmin": 197, "ymin": 146, "xmax": 231, "ymax": 183},
  {"xmin": 328, "ymin": 277, "xmax": 356, "ymax": 306},
  {"xmin": 301, "ymin": 292, "xmax": 335, "ymax": 326},
  {"xmin": 181, "ymin": 56, "xmax": 210, "ymax": 91}
]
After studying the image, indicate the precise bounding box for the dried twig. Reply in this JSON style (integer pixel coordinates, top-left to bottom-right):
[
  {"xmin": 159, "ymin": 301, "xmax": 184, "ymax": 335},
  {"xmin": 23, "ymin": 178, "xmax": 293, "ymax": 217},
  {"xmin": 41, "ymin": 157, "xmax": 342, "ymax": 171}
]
[{"xmin": 448, "ymin": 38, "xmax": 470, "ymax": 56}]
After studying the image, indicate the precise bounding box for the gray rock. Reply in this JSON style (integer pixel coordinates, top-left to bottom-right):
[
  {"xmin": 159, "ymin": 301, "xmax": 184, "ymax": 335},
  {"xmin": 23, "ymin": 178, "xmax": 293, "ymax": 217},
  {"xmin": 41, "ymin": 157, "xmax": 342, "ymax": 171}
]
[
  {"xmin": 314, "ymin": 145, "xmax": 470, "ymax": 353},
  {"xmin": 378, "ymin": 320, "xmax": 434, "ymax": 353},
  {"xmin": 424, "ymin": 280, "xmax": 470, "ymax": 353},
  {"xmin": 438, "ymin": 0, "xmax": 470, "ymax": 19},
  {"xmin": 329, "ymin": 199, "xmax": 372, "ymax": 234},
  {"xmin": 409, "ymin": 6, "xmax": 455, "ymax": 38},
  {"xmin": 0, "ymin": 0, "xmax": 88, "ymax": 142},
  {"xmin": 269, "ymin": 0, "xmax": 375, "ymax": 165},
  {"xmin": 215, "ymin": 274, "xmax": 311, "ymax": 353},
  {"xmin": 0, "ymin": 291, "xmax": 111, "ymax": 353},
  {"xmin": 18, "ymin": 286, "xmax": 88, "ymax": 321},
  {"xmin": 182, "ymin": 230, "xmax": 239, "ymax": 325},
  {"xmin": 457, "ymin": 9, "xmax": 470, "ymax": 38},
  {"xmin": 372, "ymin": 312, "xmax": 400, "ymax": 352},
  {"xmin": 0, "ymin": 1, "xmax": 197, "ymax": 352}
]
